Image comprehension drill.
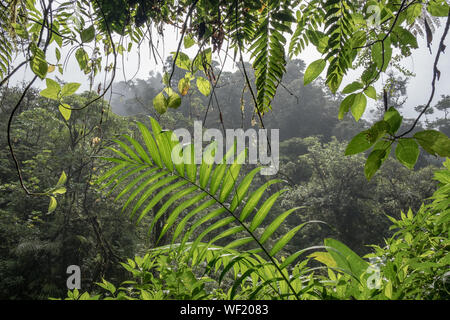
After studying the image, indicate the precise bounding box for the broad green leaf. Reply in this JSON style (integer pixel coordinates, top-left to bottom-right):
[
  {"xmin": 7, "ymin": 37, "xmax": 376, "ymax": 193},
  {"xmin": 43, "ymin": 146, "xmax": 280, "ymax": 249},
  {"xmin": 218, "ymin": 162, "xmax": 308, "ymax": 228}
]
[
  {"xmin": 59, "ymin": 103, "xmax": 72, "ymax": 121},
  {"xmin": 75, "ymin": 48, "xmax": 89, "ymax": 71},
  {"xmin": 48, "ymin": 196, "xmax": 57, "ymax": 214},
  {"xmin": 178, "ymin": 77, "xmax": 190, "ymax": 96},
  {"xmin": 52, "ymin": 187, "xmax": 67, "ymax": 195},
  {"xmin": 385, "ymin": 281, "xmax": 393, "ymax": 299},
  {"xmin": 364, "ymin": 86, "xmax": 377, "ymax": 100},
  {"xmin": 361, "ymin": 64, "xmax": 378, "ymax": 85},
  {"xmin": 55, "ymin": 48, "xmax": 61, "ymax": 62},
  {"xmin": 373, "ymin": 139, "xmax": 392, "ymax": 163},
  {"xmin": 327, "ymin": 72, "xmax": 343, "ymax": 93},
  {"xmin": 304, "ymin": 59, "xmax": 326, "ymax": 85},
  {"xmin": 61, "ymin": 83, "xmax": 81, "ymax": 96},
  {"xmin": 56, "ymin": 171, "xmax": 67, "ymax": 187},
  {"xmin": 427, "ymin": 0, "xmax": 449, "ymax": 16},
  {"xmin": 324, "ymin": 238, "xmax": 368, "ymax": 280},
  {"xmin": 345, "ymin": 131, "xmax": 374, "ymax": 155},
  {"xmin": 12, "ymin": 22, "xmax": 29, "ymax": 39},
  {"xmin": 196, "ymin": 77, "xmax": 211, "ymax": 96},
  {"xmin": 173, "ymin": 51, "xmax": 191, "ymax": 71},
  {"xmin": 338, "ymin": 94, "xmax": 356, "ymax": 120},
  {"xmin": 184, "ymin": 35, "xmax": 195, "ymax": 49},
  {"xmin": 308, "ymin": 252, "xmax": 337, "ymax": 268},
  {"xmin": 364, "ymin": 149, "xmax": 386, "ymax": 180},
  {"xmin": 40, "ymin": 78, "xmax": 61, "ymax": 100},
  {"xmin": 395, "ymin": 139, "xmax": 419, "ymax": 170},
  {"xmin": 366, "ymin": 120, "xmax": 390, "ymax": 144},
  {"xmin": 81, "ymin": 25, "xmax": 95, "ymax": 43},
  {"xmin": 165, "ymin": 88, "xmax": 181, "ymax": 109},
  {"xmin": 372, "ymin": 40, "xmax": 383, "ymax": 69},
  {"xmin": 414, "ymin": 130, "xmax": 450, "ymax": 157},
  {"xmin": 351, "ymin": 93, "xmax": 367, "ymax": 121},
  {"xmin": 342, "ymin": 81, "xmax": 363, "ymax": 94},
  {"xmin": 30, "ymin": 54, "xmax": 48, "ymax": 79},
  {"xmin": 150, "ymin": 126, "xmax": 173, "ymax": 172},
  {"xmin": 224, "ymin": 237, "xmax": 254, "ymax": 250},
  {"xmin": 199, "ymin": 142, "xmax": 217, "ymax": 189},
  {"xmin": 384, "ymin": 107, "xmax": 402, "ymax": 134},
  {"xmin": 395, "ymin": 26, "xmax": 418, "ymax": 48},
  {"xmin": 193, "ymin": 48, "xmax": 212, "ymax": 73},
  {"xmin": 372, "ymin": 37, "xmax": 392, "ymax": 72},
  {"xmin": 406, "ymin": 3, "xmax": 423, "ymax": 24},
  {"xmin": 153, "ymin": 91, "xmax": 167, "ymax": 114}
]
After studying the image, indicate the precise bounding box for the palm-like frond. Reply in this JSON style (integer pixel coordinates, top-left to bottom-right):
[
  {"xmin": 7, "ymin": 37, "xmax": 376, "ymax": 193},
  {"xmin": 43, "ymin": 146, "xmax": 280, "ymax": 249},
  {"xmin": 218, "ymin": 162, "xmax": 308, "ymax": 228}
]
[
  {"xmin": 97, "ymin": 117, "xmax": 321, "ymax": 299},
  {"xmin": 249, "ymin": 1, "xmax": 295, "ymax": 113}
]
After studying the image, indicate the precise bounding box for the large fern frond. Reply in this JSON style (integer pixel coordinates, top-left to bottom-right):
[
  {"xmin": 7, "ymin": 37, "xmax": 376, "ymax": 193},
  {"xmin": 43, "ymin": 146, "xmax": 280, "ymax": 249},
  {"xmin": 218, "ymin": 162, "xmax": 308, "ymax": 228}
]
[{"xmin": 97, "ymin": 117, "xmax": 321, "ymax": 299}]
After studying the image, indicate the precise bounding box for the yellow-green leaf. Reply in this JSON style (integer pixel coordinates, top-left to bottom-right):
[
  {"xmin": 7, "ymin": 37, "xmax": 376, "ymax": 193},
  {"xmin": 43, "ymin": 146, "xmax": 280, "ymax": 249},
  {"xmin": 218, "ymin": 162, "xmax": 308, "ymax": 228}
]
[{"xmin": 59, "ymin": 103, "xmax": 72, "ymax": 121}]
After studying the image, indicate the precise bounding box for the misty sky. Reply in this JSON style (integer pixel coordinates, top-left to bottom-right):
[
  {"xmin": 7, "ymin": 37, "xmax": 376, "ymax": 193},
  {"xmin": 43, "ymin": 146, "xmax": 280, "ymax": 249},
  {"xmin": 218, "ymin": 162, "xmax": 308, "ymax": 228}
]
[{"xmin": 8, "ymin": 20, "xmax": 450, "ymax": 122}]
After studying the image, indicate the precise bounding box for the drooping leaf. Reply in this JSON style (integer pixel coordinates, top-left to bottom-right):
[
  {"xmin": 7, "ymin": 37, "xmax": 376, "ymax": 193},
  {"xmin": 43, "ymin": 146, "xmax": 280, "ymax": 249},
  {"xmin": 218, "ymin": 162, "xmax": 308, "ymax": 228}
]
[
  {"xmin": 59, "ymin": 103, "xmax": 72, "ymax": 121},
  {"xmin": 196, "ymin": 77, "xmax": 211, "ymax": 96},
  {"xmin": 351, "ymin": 93, "xmax": 367, "ymax": 122},
  {"xmin": 345, "ymin": 131, "xmax": 374, "ymax": 155},
  {"xmin": 339, "ymin": 94, "xmax": 356, "ymax": 120},
  {"xmin": 184, "ymin": 35, "xmax": 195, "ymax": 49},
  {"xmin": 30, "ymin": 53, "xmax": 48, "ymax": 79},
  {"xmin": 173, "ymin": 51, "xmax": 191, "ymax": 71},
  {"xmin": 153, "ymin": 91, "xmax": 167, "ymax": 114},
  {"xmin": 395, "ymin": 139, "xmax": 419, "ymax": 170},
  {"xmin": 414, "ymin": 130, "xmax": 450, "ymax": 157},
  {"xmin": 304, "ymin": 58, "xmax": 326, "ymax": 85},
  {"xmin": 178, "ymin": 77, "xmax": 190, "ymax": 96},
  {"xmin": 61, "ymin": 83, "xmax": 81, "ymax": 97},
  {"xmin": 324, "ymin": 238, "xmax": 369, "ymax": 280},
  {"xmin": 48, "ymin": 196, "xmax": 57, "ymax": 214},
  {"xmin": 384, "ymin": 107, "xmax": 403, "ymax": 134},
  {"xmin": 40, "ymin": 78, "xmax": 61, "ymax": 100},
  {"xmin": 342, "ymin": 81, "xmax": 363, "ymax": 94},
  {"xmin": 81, "ymin": 25, "xmax": 96, "ymax": 43},
  {"xmin": 364, "ymin": 86, "xmax": 377, "ymax": 100},
  {"xmin": 75, "ymin": 48, "xmax": 89, "ymax": 72},
  {"xmin": 56, "ymin": 171, "xmax": 67, "ymax": 187},
  {"xmin": 364, "ymin": 149, "xmax": 386, "ymax": 180},
  {"xmin": 164, "ymin": 88, "xmax": 182, "ymax": 109}
]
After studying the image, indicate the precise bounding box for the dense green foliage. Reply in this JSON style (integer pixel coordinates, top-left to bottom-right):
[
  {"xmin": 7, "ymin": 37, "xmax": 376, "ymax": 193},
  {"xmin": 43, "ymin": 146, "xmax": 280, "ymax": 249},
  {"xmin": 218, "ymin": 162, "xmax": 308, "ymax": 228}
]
[
  {"xmin": 0, "ymin": 0, "xmax": 449, "ymax": 300},
  {"xmin": 61, "ymin": 157, "xmax": 449, "ymax": 300}
]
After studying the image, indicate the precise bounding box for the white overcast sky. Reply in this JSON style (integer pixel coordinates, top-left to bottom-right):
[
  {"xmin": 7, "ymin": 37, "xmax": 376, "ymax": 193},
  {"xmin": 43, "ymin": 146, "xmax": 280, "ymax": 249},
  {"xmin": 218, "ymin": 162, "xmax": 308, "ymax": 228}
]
[{"xmin": 8, "ymin": 19, "xmax": 450, "ymax": 121}]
